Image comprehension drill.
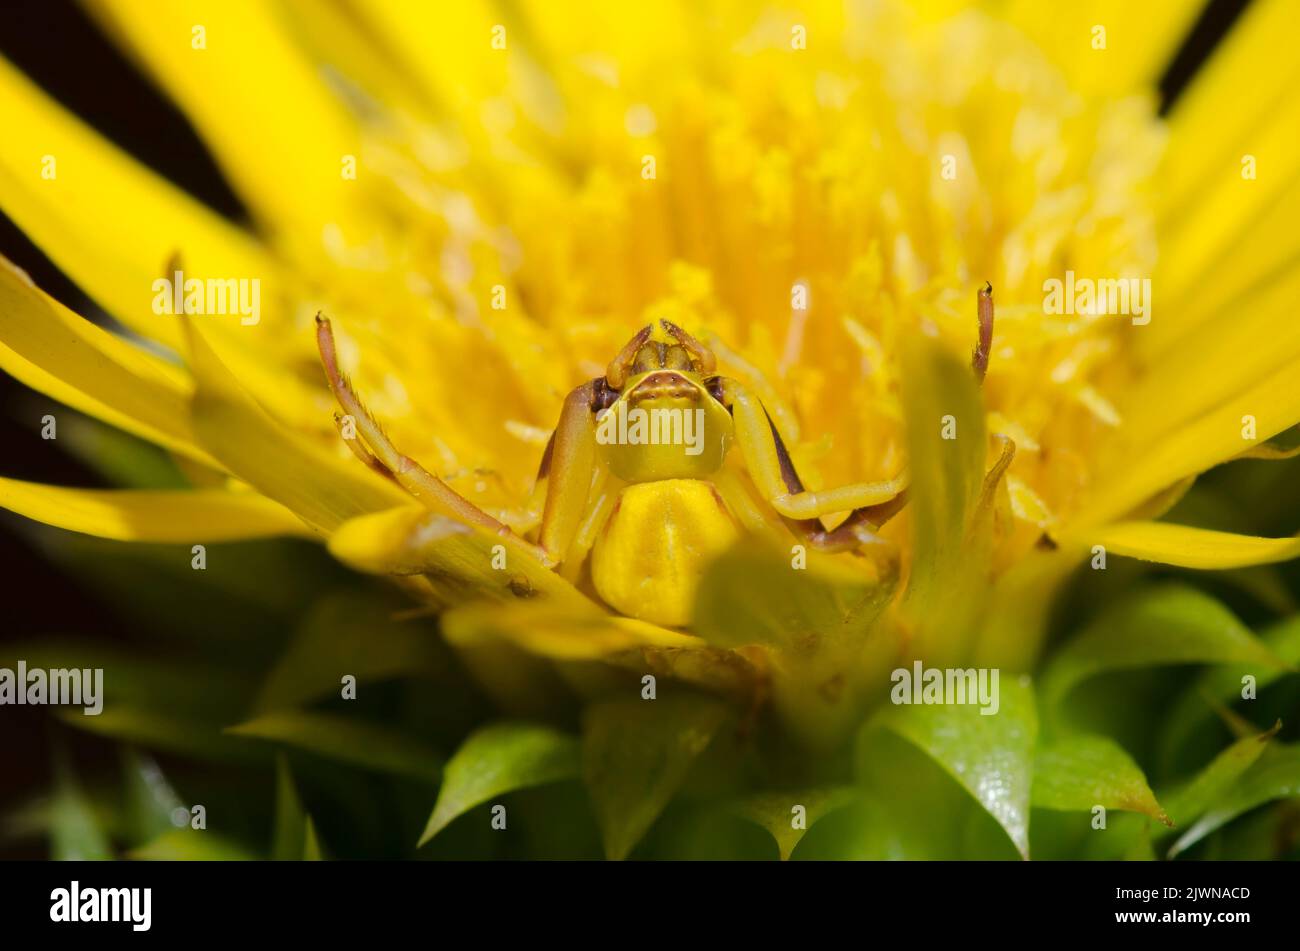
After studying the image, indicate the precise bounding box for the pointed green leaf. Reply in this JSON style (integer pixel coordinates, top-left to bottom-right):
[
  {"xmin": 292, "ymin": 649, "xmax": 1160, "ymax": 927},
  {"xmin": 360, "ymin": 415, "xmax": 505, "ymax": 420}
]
[
  {"xmin": 227, "ymin": 712, "xmax": 442, "ymax": 783},
  {"xmin": 1121, "ymin": 825, "xmax": 1156, "ymax": 861},
  {"xmin": 303, "ymin": 817, "xmax": 323, "ymax": 861},
  {"xmin": 256, "ymin": 589, "xmax": 451, "ymax": 712},
  {"xmin": 121, "ymin": 749, "xmax": 186, "ymax": 846},
  {"xmin": 1163, "ymin": 725, "xmax": 1283, "ymax": 857},
  {"xmin": 129, "ymin": 829, "xmax": 255, "ymax": 860},
  {"xmin": 876, "ymin": 675, "xmax": 1036, "ymax": 857},
  {"xmin": 272, "ymin": 756, "xmax": 306, "ymax": 861},
  {"xmin": 899, "ymin": 331, "xmax": 988, "ymax": 659},
  {"xmin": 1032, "ymin": 733, "xmax": 1167, "ymax": 823},
  {"xmin": 1042, "ymin": 585, "xmax": 1289, "ymax": 708},
  {"xmin": 583, "ymin": 695, "xmax": 729, "ymax": 860},
  {"xmin": 57, "ymin": 413, "xmax": 190, "ymax": 489},
  {"xmin": 845, "ymin": 728, "xmax": 1022, "ymax": 859},
  {"xmin": 50, "ymin": 754, "xmax": 112, "ymax": 861},
  {"xmin": 60, "ymin": 707, "xmax": 256, "ymax": 762},
  {"xmin": 1160, "ymin": 615, "xmax": 1300, "ymax": 766},
  {"xmin": 734, "ymin": 787, "xmax": 857, "ymax": 860},
  {"xmin": 5, "ymin": 640, "xmax": 256, "ymax": 723},
  {"xmin": 418, "ymin": 722, "xmax": 580, "ymax": 846}
]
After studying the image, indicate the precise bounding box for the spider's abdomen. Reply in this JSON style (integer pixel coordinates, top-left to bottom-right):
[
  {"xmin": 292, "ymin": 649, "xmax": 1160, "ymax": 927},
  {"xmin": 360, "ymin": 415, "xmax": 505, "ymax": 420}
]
[{"xmin": 590, "ymin": 479, "xmax": 739, "ymax": 627}]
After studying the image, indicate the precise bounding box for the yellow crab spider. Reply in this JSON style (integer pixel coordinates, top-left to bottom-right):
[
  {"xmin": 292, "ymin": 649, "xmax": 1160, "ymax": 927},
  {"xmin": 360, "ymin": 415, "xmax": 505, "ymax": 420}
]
[{"xmin": 315, "ymin": 284, "xmax": 995, "ymax": 627}]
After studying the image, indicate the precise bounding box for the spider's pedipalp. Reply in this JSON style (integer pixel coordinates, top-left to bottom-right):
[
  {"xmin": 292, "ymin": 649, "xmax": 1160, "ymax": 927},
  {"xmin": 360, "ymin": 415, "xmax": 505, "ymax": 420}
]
[
  {"xmin": 660, "ymin": 319, "xmax": 717, "ymax": 374},
  {"xmin": 605, "ymin": 324, "xmax": 653, "ymax": 389}
]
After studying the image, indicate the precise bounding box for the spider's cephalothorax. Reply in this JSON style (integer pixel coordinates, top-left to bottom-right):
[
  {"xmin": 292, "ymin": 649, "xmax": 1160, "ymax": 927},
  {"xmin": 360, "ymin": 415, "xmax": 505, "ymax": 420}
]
[
  {"xmin": 316, "ymin": 287, "xmax": 994, "ymax": 627},
  {"xmin": 592, "ymin": 320, "xmax": 733, "ymax": 483}
]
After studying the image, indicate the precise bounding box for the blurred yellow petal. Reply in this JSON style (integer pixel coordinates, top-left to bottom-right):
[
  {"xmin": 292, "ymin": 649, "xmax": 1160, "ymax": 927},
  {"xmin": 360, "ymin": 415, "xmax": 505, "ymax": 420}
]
[
  {"xmin": 270, "ymin": 0, "xmax": 431, "ymax": 115},
  {"xmin": 1155, "ymin": 98, "xmax": 1300, "ymax": 334},
  {"xmin": 0, "ymin": 256, "xmax": 215, "ymax": 465},
  {"xmin": 1149, "ymin": 179, "xmax": 1300, "ymax": 361},
  {"xmin": 1157, "ymin": 0, "xmax": 1300, "ymax": 220},
  {"xmin": 0, "ymin": 338, "xmax": 172, "ymax": 460},
  {"xmin": 442, "ymin": 599, "xmax": 704, "ymax": 661},
  {"xmin": 184, "ymin": 319, "xmax": 409, "ymax": 531},
  {"xmin": 346, "ymin": 0, "xmax": 517, "ymax": 125},
  {"xmin": 1006, "ymin": 475, "xmax": 1053, "ymax": 529},
  {"xmin": 517, "ymin": 0, "xmax": 697, "ymax": 86},
  {"xmin": 1093, "ymin": 521, "xmax": 1300, "ymax": 570},
  {"xmin": 0, "ymin": 55, "xmax": 322, "ymax": 428},
  {"xmin": 0, "ymin": 54, "xmax": 278, "ymax": 351},
  {"xmin": 1120, "ymin": 266, "xmax": 1300, "ymax": 447},
  {"xmin": 327, "ymin": 506, "xmax": 588, "ymax": 607},
  {"xmin": 86, "ymin": 0, "xmax": 362, "ymax": 239},
  {"xmin": 0, "ymin": 476, "xmax": 309, "ymax": 542},
  {"xmin": 1075, "ymin": 359, "xmax": 1300, "ymax": 528},
  {"xmin": 1145, "ymin": 0, "xmax": 1300, "ymax": 357},
  {"xmin": 1005, "ymin": 0, "xmax": 1203, "ymax": 97},
  {"xmin": 0, "ymin": 59, "xmax": 313, "ymax": 429}
]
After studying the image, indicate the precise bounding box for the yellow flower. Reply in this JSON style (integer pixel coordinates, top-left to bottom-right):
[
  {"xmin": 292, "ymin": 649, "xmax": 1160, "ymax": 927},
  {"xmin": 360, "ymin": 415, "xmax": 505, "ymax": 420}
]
[{"xmin": 3, "ymin": 0, "xmax": 1299, "ymax": 746}]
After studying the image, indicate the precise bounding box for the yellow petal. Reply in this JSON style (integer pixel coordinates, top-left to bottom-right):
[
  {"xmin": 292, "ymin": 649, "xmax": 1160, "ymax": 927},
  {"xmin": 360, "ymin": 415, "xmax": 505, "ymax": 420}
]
[
  {"xmin": 86, "ymin": 0, "xmax": 362, "ymax": 239},
  {"xmin": 184, "ymin": 319, "xmax": 409, "ymax": 532},
  {"xmin": 1145, "ymin": 0, "xmax": 1300, "ymax": 357},
  {"xmin": 1121, "ymin": 266, "xmax": 1300, "ymax": 448},
  {"xmin": 1093, "ymin": 522, "xmax": 1300, "ymax": 570},
  {"xmin": 327, "ymin": 506, "xmax": 588, "ymax": 608},
  {"xmin": 346, "ymin": 0, "xmax": 516, "ymax": 124},
  {"xmin": 1157, "ymin": 0, "xmax": 1300, "ymax": 221},
  {"xmin": 1005, "ymin": 0, "xmax": 1203, "ymax": 97},
  {"xmin": 0, "ymin": 476, "xmax": 309, "ymax": 542},
  {"xmin": 0, "ymin": 54, "xmax": 278, "ymax": 351},
  {"xmin": 1154, "ymin": 98, "xmax": 1300, "ymax": 340},
  {"xmin": 0, "ymin": 56, "xmax": 326, "ymax": 431},
  {"xmin": 442, "ymin": 600, "xmax": 705, "ymax": 662},
  {"xmin": 1074, "ymin": 359, "xmax": 1300, "ymax": 528},
  {"xmin": 271, "ymin": 0, "xmax": 431, "ymax": 116},
  {"xmin": 0, "ymin": 257, "xmax": 216, "ymax": 466},
  {"xmin": 1147, "ymin": 177, "xmax": 1300, "ymax": 362}
]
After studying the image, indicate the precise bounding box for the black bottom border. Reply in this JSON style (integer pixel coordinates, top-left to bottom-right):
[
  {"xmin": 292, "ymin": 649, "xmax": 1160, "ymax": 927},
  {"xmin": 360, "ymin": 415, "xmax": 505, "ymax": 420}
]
[{"xmin": 1, "ymin": 859, "xmax": 1291, "ymax": 939}]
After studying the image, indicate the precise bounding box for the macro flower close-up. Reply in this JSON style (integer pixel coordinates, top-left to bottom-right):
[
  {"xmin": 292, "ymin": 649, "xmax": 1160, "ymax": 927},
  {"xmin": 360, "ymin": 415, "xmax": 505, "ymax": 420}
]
[{"xmin": 2, "ymin": 0, "xmax": 1300, "ymax": 872}]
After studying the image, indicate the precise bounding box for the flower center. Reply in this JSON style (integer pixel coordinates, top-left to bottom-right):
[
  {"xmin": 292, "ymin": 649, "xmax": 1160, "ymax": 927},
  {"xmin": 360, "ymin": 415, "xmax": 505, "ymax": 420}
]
[{"xmin": 331, "ymin": 5, "xmax": 1163, "ymax": 565}]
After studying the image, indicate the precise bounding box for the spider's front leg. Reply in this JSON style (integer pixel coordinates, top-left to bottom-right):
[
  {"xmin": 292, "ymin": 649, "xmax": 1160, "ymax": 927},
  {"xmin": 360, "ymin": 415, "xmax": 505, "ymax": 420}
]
[
  {"xmin": 315, "ymin": 315, "xmax": 551, "ymax": 565},
  {"xmin": 715, "ymin": 376, "xmax": 907, "ymax": 555},
  {"xmin": 535, "ymin": 378, "xmax": 609, "ymax": 567},
  {"xmin": 718, "ymin": 281, "xmax": 998, "ymax": 556}
]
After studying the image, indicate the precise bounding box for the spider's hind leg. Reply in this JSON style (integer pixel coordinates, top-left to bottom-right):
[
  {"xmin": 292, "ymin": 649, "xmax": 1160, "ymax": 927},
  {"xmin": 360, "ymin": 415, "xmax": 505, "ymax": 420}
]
[{"xmin": 787, "ymin": 492, "xmax": 909, "ymax": 556}]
